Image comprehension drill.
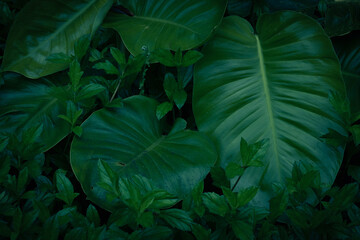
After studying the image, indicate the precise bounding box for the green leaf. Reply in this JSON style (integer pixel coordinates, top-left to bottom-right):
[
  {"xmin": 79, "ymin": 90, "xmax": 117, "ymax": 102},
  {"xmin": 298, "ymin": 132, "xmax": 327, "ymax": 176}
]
[
  {"xmin": 169, "ymin": 118, "xmax": 187, "ymax": 135},
  {"xmin": 160, "ymin": 209, "xmax": 193, "ymax": 231},
  {"xmin": 129, "ymin": 226, "xmax": 172, "ymax": 240},
  {"xmin": 231, "ymin": 220, "xmax": 253, "ymax": 240},
  {"xmin": 173, "ymin": 89, "xmax": 187, "ymax": 109},
  {"xmin": 324, "ymin": 1, "xmax": 360, "ymax": 37},
  {"xmin": 156, "ymin": 102, "xmax": 173, "ymax": 120},
  {"xmin": 181, "ymin": 50, "xmax": 203, "ymax": 67},
  {"xmin": 269, "ymin": 189, "xmax": 288, "ymax": 222},
  {"xmin": 236, "ymin": 186, "xmax": 259, "ymax": 207},
  {"xmin": 103, "ymin": 0, "xmax": 226, "ymax": 56},
  {"xmin": 0, "ymin": 75, "xmax": 71, "ymax": 152},
  {"xmin": 93, "ymin": 60, "xmax": 120, "ymax": 75},
  {"xmin": 69, "ymin": 60, "xmax": 84, "ymax": 92},
  {"xmin": 70, "ymin": 96, "xmax": 216, "ymax": 211},
  {"xmin": 332, "ymin": 32, "xmax": 360, "ymax": 122},
  {"xmin": 55, "ymin": 169, "xmax": 79, "ymax": 205},
  {"xmin": 46, "ymin": 53, "xmax": 72, "ymax": 64},
  {"xmin": 210, "ymin": 167, "xmax": 230, "ymax": 188},
  {"xmin": 74, "ymin": 35, "xmax": 91, "ymax": 61},
  {"xmin": 351, "ymin": 125, "xmax": 360, "ymax": 146},
  {"xmin": 240, "ymin": 138, "xmax": 267, "ymax": 167},
  {"xmin": 77, "ymin": 83, "xmax": 106, "ymax": 101},
  {"xmin": 72, "ymin": 126, "xmax": 83, "ymax": 137},
  {"xmin": 110, "ymin": 47, "xmax": 126, "ymax": 68},
  {"xmin": 193, "ymin": 12, "xmax": 347, "ymax": 206},
  {"xmin": 202, "ymin": 192, "xmax": 229, "ymax": 217},
  {"xmin": 12, "ymin": 208, "xmax": 22, "ymax": 237},
  {"xmin": 1, "ymin": 0, "xmax": 113, "ymax": 78},
  {"xmin": 163, "ymin": 73, "xmax": 178, "ymax": 100},
  {"xmin": 17, "ymin": 167, "xmax": 28, "ymax": 194},
  {"xmin": 192, "ymin": 224, "xmax": 211, "ymax": 240},
  {"xmin": 152, "ymin": 49, "xmax": 177, "ymax": 67},
  {"xmin": 89, "ymin": 48, "xmax": 102, "ymax": 62},
  {"xmin": 225, "ymin": 162, "xmax": 244, "ymax": 179},
  {"xmin": 138, "ymin": 211, "xmax": 154, "ymax": 228},
  {"xmin": 227, "ymin": 0, "xmax": 252, "ymax": 17}
]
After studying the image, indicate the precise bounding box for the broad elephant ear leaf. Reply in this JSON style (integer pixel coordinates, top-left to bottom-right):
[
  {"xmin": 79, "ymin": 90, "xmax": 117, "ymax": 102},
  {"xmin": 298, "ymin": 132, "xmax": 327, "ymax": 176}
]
[
  {"xmin": 193, "ymin": 11, "xmax": 346, "ymax": 206},
  {"xmin": 1, "ymin": 0, "xmax": 113, "ymax": 79},
  {"xmin": 332, "ymin": 31, "xmax": 360, "ymax": 121},
  {"xmin": 70, "ymin": 95, "xmax": 216, "ymax": 211},
  {"xmin": 103, "ymin": 0, "xmax": 226, "ymax": 56},
  {"xmin": 0, "ymin": 74, "xmax": 71, "ymax": 152}
]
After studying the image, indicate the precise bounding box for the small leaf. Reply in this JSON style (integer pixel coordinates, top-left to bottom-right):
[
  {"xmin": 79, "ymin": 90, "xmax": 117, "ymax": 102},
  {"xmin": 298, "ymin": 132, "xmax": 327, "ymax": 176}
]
[
  {"xmin": 210, "ymin": 166, "xmax": 230, "ymax": 188},
  {"xmin": 74, "ymin": 35, "xmax": 91, "ymax": 61},
  {"xmin": 97, "ymin": 160, "xmax": 118, "ymax": 194},
  {"xmin": 351, "ymin": 125, "xmax": 360, "ymax": 146},
  {"xmin": 173, "ymin": 89, "xmax": 187, "ymax": 109},
  {"xmin": 110, "ymin": 47, "xmax": 126, "ymax": 67},
  {"xmin": 160, "ymin": 209, "xmax": 193, "ymax": 231},
  {"xmin": 72, "ymin": 126, "xmax": 83, "ymax": 137},
  {"xmin": 0, "ymin": 135, "xmax": 9, "ymax": 152},
  {"xmin": 202, "ymin": 192, "xmax": 229, "ymax": 217},
  {"xmin": 181, "ymin": 50, "xmax": 203, "ymax": 67},
  {"xmin": 236, "ymin": 186, "xmax": 258, "ymax": 207},
  {"xmin": 192, "ymin": 224, "xmax": 211, "ymax": 240},
  {"xmin": 156, "ymin": 102, "xmax": 173, "ymax": 120},
  {"xmin": 225, "ymin": 162, "xmax": 244, "ymax": 179},
  {"xmin": 55, "ymin": 169, "xmax": 78, "ymax": 205},
  {"xmin": 152, "ymin": 49, "xmax": 176, "ymax": 67},
  {"xmin": 68, "ymin": 60, "xmax": 83, "ymax": 91},
  {"xmin": 169, "ymin": 118, "xmax": 187, "ymax": 135},
  {"xmin": 86, "ymin": 204, "xmax": 100, "ymax": 227},
  {"xmin": 124, "ymin": 55, "xmax": 146, "ymax": 77},
  {"xmin": 174, "ymin": 49, "xmax": 182, "ymax": 65},
  {"xmin": 269, "ymin": 189, "xmax": 288, "ymax": 222},
  {"xmin": 77, "ymin": 83, "xmax": 105, "ymax": 100},
  {"xmin": 138, "ymin": 211, "xmax": 154, "ymax": 228},
  {"xmin": 231, "ymin": 220, "xmax": 253, "ymax": 240},
  {"xmin": 47, "ymin": 53, "xmax": 71, "ymax": 64},
  {"xmin": 240, "ymin": 138, "xmax": 267, "ymax": 167},
  {"xmin": 222, "ymin": 187, "xmax": 237, "ymax": 209},
  {"xmin": 93, "ymin": 60, "xmax": 120, "ymax": 75},
  {"xmin": 17, "ymin": 167, "xmax": 29, "ymax": 194},
  {"xmin": 12, "ymin": 208, "xmax": 22, "ymax": 237},
  {"xmin": 128, "ymin": 226, "xmax": 172, "ymax": 240},
  {"xmin": 321, "ymin": 128, "xmax": 348, "ymax": 147},
  {"xmin": 89, "ymin": 49, "xmax": 102, "ymax": 62},
  {"xmin": 163, "ymin": 73, "xmax": 177, "ymax": 100}
]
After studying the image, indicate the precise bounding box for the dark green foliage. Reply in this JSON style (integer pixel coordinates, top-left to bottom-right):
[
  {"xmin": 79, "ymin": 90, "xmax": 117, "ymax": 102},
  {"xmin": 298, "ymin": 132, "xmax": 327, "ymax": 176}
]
[{"xmin": 0, "ymin": 0, "xmax": 359, "ymax": 239}]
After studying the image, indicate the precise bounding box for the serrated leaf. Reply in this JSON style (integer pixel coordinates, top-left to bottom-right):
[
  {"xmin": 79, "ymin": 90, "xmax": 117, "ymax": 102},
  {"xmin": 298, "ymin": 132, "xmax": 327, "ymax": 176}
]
[
  {"xmin": 237, "ymin": 186, "xmax": 259, "ymax": 207},
  {"xmin": 129, "ymin": 226, "xmax": 172, "ymax": 240},
  {"xmin": 160, "ymin": 209, "xmax": 193, "ymax": 231},
  {"xmin": 77, "ymin": 83, "xmax": 105, "ymax": 101},
  {"xmin": 231, "ymin": 220, "xmax": 253, "ymax": 240},
  {"xmin": 86, "ymin": 204, "xmax": 100, "ymax": 226},
  {"xmin": 93, "ymin": 60, "xmax": 119, "ymax": 75},
  {"xmin": 210, "ymin": 167, "xmax": 230, "ymax": 188},
  {"xmin": 69, "ymin": 60, "xmax": 83, "ymax": 91},
  {"xmin": 74, "ymin": 35, "xmax": 91, "ymax": 61},
  {"xmin": 192, "ymin": 224, "xmax": 211, "ymax": 240},
  {"xmin": 156, "ymin": 102, "xmax": 173, "ymax": 120},
  {"xmin": 202, "ymin": 192, "xmax": 229, "ymax": 217},
  {"xmin": 89, "ymin": 48, "xmax": 102, "ymax": 62},
  {"xmin": 138, "ymin": 211, "xmax": 154, "ymax": 228},
  {"xmin": 110, "ymin": 47, "xmax": 126, "ymax": 68},
  {"xmin": 225, "ymin": 162, "xmax": 245, "ymax": 179},
  {"xmin": 55, "ymin": 169, "xmax": 78, "ymax": 205}
]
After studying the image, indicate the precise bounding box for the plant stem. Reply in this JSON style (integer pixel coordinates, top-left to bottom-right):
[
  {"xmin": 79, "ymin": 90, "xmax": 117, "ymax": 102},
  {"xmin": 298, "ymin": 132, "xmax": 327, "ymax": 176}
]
[
  {"xmin": 231, "ymin": 176, "xmax": 241, "ymax": 191},
  {"xmin": 110, "ymin": 78, "xmax": 121, "ymax": 103}
]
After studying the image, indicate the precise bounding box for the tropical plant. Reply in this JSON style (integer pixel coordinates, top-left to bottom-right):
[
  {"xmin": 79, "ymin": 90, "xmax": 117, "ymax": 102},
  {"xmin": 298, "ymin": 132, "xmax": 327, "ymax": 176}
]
[{"xmin": 0, "ymin": 0, "xmax": 359, "ymax": 239}]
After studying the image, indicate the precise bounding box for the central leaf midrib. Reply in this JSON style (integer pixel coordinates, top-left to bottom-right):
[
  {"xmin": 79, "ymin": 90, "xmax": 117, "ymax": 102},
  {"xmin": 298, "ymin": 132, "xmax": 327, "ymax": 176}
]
[
  {"xmin": 7, "ymin": 0, "xmax": 101, "ymax": 69},
  {"xmin": 124, "ymin": 135, "xmax": 166, "ymax": 168},
  {"xmin": 255, "ymin": 35, "xmax": 281, "ymax": 177},
  {"xmin": 133, "ymin": 16, "xmax": 199, "ymax": 34}
]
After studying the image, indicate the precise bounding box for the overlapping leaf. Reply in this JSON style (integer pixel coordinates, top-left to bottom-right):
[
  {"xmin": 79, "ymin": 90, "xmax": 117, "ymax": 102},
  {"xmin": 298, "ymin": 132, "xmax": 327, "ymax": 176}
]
[
  {"xmin": 0, "ymin": 74, "xmax": 71, "ymax": 152},
  {"xmin": 1, "ymin": 0, "xmax": 113, "ymax": 78},
  {"xmin": 103, "ymin": 0, "xmax": 226, "ymax": 56},
  {"xmin": 70, "ymin": 95, "xmax": 216, "ymax": 211},
  {"xmin": 193, "ymin": 11, "xmax": 346, "ymax": 206}
]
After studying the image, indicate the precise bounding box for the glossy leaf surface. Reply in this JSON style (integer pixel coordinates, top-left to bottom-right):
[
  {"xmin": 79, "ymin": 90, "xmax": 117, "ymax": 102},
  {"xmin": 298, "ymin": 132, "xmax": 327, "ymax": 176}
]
[
  {"xmin": 333, "ymin": 32, "xmax": 360, "ymax": 120},
  {"xmin": 0, "ymin": 74, "xmax": 71, "ymax": 152},
  {"xmin": 103, "ymin": 0, "xmax": 226, "ymax": 56},
  {"xmin": 70, "ymin": 95, "xmax": 216, "ymax": 211},
  {"xmin": 1, "ymin": 0, "xmax": 112, "ymax": 79},
  {"xmin": 193, "ymin": 12, "xmax": 346, "ymax": 206}
]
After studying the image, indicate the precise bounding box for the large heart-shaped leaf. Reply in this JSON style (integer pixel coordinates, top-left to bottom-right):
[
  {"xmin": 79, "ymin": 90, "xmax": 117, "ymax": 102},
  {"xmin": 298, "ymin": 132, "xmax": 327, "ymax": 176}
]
[
  {"xmin": 1, "ymin": 0, "xmax": 113, "ymax": 79},
  {"xmin": 193, "ymin": 11, "xmax": 346, "ymax": 206},
  {"xmin": 0, "ymin": 74, "xmax": 71, "ymax": 152},
  {"xmin": 70, "ymin": 95, "xmax": 216, "ymax": 211},
  {"xmin": 103, "ymin": 0, "xmax": 226, "ymax": 56},
  {"xmin": 333, "ymin": 32, "xmax": 360, "ymax": 120}
]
